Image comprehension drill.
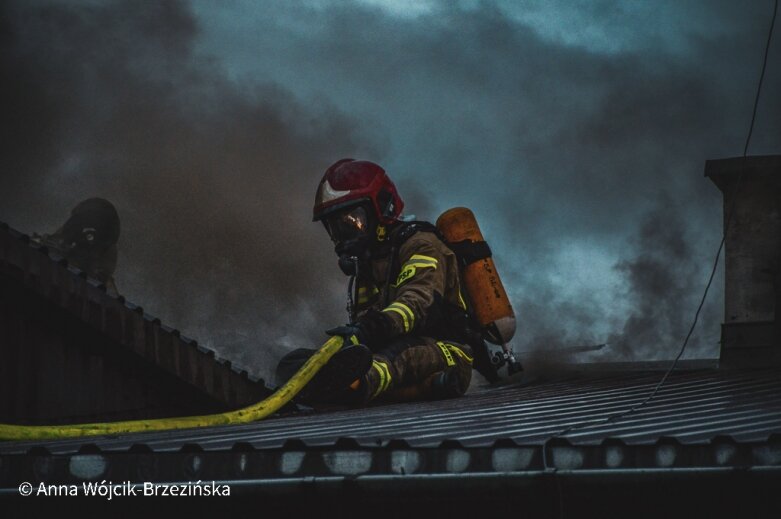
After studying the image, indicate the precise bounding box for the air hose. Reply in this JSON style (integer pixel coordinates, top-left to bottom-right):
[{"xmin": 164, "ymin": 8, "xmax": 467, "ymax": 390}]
[{"xmin": 0, "ymin": 336, "xmax": 344, "ymax": 441}]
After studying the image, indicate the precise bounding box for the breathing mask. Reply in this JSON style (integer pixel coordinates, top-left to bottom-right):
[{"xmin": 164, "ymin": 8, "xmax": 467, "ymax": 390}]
[{"xmin": 324, "ymin": 205, "xmax": 373, "ymax": 276}]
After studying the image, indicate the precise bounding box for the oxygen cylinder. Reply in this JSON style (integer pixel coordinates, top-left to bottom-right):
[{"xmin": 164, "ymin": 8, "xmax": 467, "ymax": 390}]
[{"xmin": 436, "ymin": 207, "xmax": 516, "ymax": 345}]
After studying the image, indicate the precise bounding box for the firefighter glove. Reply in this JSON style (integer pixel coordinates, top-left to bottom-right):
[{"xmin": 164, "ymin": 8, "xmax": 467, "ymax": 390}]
[
  {"xmin": 326, "ymin": 309, "xmax": 392, "ymax": 350},
  {"xmin": 325, "ymin": 324, "xmax": 365, "ymax": 347}
]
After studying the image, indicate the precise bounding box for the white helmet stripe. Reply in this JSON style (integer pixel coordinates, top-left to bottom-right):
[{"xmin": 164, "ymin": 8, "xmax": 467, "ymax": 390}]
[{"xmin": 317, "ymin": 179, "xmax": 351, "ymax": 204}]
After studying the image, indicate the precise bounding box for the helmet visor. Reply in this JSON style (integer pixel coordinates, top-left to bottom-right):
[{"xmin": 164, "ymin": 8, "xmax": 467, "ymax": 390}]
[{"xmin": 324, "ymin": 205, "xmax": 370, "ymax": 244}]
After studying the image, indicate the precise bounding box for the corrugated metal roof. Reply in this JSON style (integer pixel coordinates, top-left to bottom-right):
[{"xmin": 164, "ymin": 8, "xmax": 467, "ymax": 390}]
[
  {"xmin": 3, "ymin": 367, "xmax": 779, "ymax": 455},
  {"xmin": 2, "ymin": 367, "xmax": 780, "ymax": 489},
  {"xmin": 0, "ymin": 222, "xmax": 274, "ymax": 414},
  {"xmin": 2, "ymin": 219, "xmax": 781, "ymax": 490}
]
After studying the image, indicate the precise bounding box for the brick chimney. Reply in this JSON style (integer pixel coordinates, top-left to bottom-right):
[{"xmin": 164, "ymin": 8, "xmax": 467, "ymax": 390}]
[{"xmin": 705, "ymin": 155, "xmax": 781, "ymax": 367}]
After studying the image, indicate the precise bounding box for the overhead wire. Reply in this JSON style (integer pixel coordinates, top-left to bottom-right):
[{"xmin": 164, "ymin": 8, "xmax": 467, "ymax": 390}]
[
  {"xmin": 546, "ymin": 7, "xmax": 778, "ymax": 516},
  {"xmin": 549, "ymin": 0, "xmax": 779, "ymax": 441}
]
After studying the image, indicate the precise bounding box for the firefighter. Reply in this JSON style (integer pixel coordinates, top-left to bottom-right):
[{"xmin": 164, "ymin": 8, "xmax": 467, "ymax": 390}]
[
  {"xmin": 277, "ymin": 159, "xmax": 475, "ymax": 405},
  {"xmin": 31, "ymin": 198, "xmax": 121, "ymax": 295}
]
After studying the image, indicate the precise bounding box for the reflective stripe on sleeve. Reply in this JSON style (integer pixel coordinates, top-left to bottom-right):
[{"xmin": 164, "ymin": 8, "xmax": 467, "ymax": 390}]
[
  {"xmin": 393, "ymin": 255, "xmax": 438, "ymax": 288},
  {"xmin": 403, "ymin": 254, "xmax": 438, "ymax": 269},
  {"xmin": 382, "ymin": 301, "xmax": 415, "ymax": 332}
]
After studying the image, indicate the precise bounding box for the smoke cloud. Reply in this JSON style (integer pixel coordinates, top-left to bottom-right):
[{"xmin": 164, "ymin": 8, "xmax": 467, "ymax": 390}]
[
  {"xmin": 1, "ymin": 0, "xmax": 779, "ymax": 381},
  {"xmin": 0, "ymin": 0, "xmax": 385, "ymax": 379}
]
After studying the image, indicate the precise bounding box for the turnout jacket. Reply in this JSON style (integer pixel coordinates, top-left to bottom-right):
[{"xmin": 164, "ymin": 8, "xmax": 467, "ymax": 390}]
[{"xmin": 355, "ymin": 227, "xmax": 468, "ymax": 343}]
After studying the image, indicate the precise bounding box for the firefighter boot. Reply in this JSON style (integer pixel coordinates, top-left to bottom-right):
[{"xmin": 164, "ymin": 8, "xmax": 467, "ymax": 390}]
[{"xmin": 290, "ymin": 345, "xmax": 372, "ymax": 404}]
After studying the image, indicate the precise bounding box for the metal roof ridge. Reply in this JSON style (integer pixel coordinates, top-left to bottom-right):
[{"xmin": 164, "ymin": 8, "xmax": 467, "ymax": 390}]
[{"xmin": 0, "ymin": 221, "xmax": 274, "ymax": 406}]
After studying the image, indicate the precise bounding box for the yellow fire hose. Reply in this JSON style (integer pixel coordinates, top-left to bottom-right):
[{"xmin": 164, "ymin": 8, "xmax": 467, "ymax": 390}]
[{"xmin": 0, "ymin": 336, "xmax": 344, "ymax": 441}]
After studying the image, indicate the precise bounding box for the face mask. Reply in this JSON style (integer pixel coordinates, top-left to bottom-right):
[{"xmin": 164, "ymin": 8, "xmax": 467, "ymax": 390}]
[
  {"xmin": 324, "ymin": 206, "xmax": 369, "ymax": 243},
  {"xmin": 325, "ymin": 205, "xmax": 373, "ymax": 275},
  {"xmin": 337, "ymin": 251, "xmax": 361, "ymax": 276}
]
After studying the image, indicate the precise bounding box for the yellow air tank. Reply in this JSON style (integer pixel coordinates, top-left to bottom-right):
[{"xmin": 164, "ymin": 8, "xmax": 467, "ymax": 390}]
[{"xmin": 436, "ymin": 207, "xmax": 516, "ymax": 345}]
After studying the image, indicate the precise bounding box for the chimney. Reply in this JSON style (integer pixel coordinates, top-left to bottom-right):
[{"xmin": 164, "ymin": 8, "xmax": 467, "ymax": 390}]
[{"xmin": 705, "ymin": 155, "xmax": 781, "ymax": 368}]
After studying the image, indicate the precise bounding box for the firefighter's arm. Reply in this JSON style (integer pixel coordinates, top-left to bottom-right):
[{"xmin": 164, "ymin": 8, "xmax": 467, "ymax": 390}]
[{"xmin": 377, "ymin": 239, "xmax": 447, "ymax": 337}]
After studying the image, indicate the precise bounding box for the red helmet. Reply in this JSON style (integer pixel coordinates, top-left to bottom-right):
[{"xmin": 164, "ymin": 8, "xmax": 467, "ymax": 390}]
[{"xmin": 313, "ymin": 159, "xmax": 404, "ymax": 225}]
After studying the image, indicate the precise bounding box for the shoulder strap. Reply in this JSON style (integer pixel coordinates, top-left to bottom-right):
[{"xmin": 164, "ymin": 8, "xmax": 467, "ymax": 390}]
[
  {"xmin": 389, "ymin": 220, "xmax": 440, "ymax": 249},
  {"xmin": 446, "ymin": 239, "xmax": 492, "ymax": 268},
  {"xmin": 391, "ymin": 221, "xmax": 492, "ymax": 266}
]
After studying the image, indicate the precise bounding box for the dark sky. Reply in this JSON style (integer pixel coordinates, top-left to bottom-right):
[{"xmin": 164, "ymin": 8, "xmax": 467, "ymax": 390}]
[{"xmin": 1, "ymin": 0, "xmax": 779, "ymax": 382}]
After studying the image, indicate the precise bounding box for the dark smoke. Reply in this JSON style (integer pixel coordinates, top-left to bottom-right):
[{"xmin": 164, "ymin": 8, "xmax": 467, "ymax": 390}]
[
  {"xmin": 0, "ymin": 0, "xmax": 384, "ymax": 379},
  {"xmin": 1, "ymin": 0, "xmax": 779, "ymax": 382},
  {"xmin": 606, "ymin": 196, "xmax": 722, "ymax": 360}
]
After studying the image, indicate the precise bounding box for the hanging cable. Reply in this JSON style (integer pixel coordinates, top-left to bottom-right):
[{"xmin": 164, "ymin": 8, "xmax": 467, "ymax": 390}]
[{"xmin": 550, "ymin": 0, "xmax": 778, "ymax": 440}]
